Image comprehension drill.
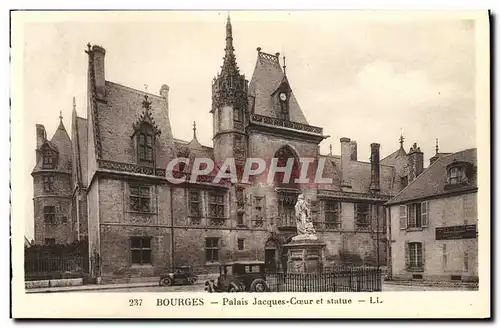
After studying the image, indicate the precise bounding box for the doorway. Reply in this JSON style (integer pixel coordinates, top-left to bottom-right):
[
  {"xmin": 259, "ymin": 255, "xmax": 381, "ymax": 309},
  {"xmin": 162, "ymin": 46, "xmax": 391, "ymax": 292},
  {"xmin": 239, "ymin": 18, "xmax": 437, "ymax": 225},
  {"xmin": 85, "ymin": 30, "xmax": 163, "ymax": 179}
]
[{"xmin": 265, "ymin": 248, "xmax": 277, "ymax": 273}]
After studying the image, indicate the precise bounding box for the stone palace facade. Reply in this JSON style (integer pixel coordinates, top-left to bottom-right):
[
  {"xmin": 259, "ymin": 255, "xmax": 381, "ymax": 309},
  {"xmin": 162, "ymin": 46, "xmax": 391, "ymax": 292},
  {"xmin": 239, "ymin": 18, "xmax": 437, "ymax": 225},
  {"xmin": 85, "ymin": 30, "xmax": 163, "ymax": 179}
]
[{"xmin": 32, "ymin": 17, "xmax": 425, "ymax": 282}]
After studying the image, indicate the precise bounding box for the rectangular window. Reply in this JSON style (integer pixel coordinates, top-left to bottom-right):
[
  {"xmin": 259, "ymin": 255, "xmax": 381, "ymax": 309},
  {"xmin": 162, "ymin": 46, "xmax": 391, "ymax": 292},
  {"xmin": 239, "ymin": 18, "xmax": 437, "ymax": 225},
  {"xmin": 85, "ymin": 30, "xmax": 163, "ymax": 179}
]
[
  {"xmin": 237, "ymin": 238, "xmax": 244, "ymax": 251},
  {"xmin": 324, "ymin": 200, "xmax": 341, "ymax": 230},
  {"xmin": 236, "ymin": 188, "xmax": 245, "ymax": 212},
  {"xmin": 42, "ymin": 151, "xmax": 54, "ymax": 169},
  {"xmin": 208, "ymin": 193, "xmax": 225, "ymax": 218},
  {"xmin": 205, "ymin": 237, "xmax": 220, "ymax": 263},
  {"xmin": 129, "ymin": 184, "xmax": 151, "ymax": 213},
  {"xmin": 407, "ymin": 202, "xmax": 428, "ymax": 228},
  {"xmin": 44, "ymin": 238, "xmax": 55, "ymax": 246},
  {"xmin": 449, "ymin": 167, "xmax": 463, "ymax": 184},
  {"xmin": 253, "ymin": 196, "xmax": 264, "ymax": 227},
  {"xmin": 138, "ymin": 125, "xmax": 154, "ymax": 163},
  {"xmin": 189, "ymin": 190, "xmax": 201, "ymax": 217},
  {"xmin": 355, "ymin": 203, "xmax": 370, "ymax": 230},
  {"xmin": 43, "ymin": 206, "xmax": 56, "ymax": 224},
  {"xmin": 130, "ymin": 237, "xmax": 152, "ymax": 265},
  {"xmin": 408, "ymin": 242, "xmax": 423, "ymax": 268},
  {"xmin": 237, "ymin": 213, "xmax": 244, "ymax": 226},
  {"xmin": 43, "ymin": 176, "xmax": 54, "ymax": 191}
]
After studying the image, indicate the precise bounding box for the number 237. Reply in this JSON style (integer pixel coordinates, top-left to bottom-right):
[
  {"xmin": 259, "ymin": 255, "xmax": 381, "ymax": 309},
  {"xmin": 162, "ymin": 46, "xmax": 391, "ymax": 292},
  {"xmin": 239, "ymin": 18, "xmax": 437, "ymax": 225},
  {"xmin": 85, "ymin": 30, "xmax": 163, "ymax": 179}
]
[{"xmin": 129, "ymin": 299, "xmax": 143, "ymax": 306}]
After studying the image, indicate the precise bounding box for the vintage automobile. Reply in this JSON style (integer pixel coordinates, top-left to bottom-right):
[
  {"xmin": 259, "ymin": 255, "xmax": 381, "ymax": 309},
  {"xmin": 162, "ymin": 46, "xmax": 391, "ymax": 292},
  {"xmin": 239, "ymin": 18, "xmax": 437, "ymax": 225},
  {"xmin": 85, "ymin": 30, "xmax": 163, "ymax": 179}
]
[
  {"xmin": 204, "ymin": 261, "xmax": 269, "ymax": 293},
  {"xmin": 159, "ymin": 266, "xmax": 198, "ymax": 287}
]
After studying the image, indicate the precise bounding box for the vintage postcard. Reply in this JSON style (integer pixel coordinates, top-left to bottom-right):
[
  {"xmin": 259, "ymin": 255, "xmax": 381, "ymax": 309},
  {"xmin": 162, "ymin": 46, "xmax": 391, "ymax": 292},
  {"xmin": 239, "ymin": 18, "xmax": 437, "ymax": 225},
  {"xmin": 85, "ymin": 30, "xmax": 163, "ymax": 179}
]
[{"xmin": 10, "ymin": 10, "xmax": 490, "ymax": 319}]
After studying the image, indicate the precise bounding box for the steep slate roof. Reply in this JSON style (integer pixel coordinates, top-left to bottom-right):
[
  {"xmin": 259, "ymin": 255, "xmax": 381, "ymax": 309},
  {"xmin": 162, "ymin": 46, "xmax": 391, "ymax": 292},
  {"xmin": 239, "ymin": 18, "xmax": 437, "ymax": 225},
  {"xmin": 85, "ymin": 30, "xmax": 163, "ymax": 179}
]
[
  {"xmin": 95, "ymin": 81, "xmax": 177, "ymax": 168},
  {"xmin": 248, "ymin": 51, "xmax": 308, "ymax": 124},
  {"xmin": 380, "ymin": 146, "xmax": 407, "ymax": 166},
  {"xmin": 386, "ymin": 148, "xmax": 477, "ymax": 205},
  {"xmin": 317, "ymin": 154, "xmax": 396, "ymax": 195}
]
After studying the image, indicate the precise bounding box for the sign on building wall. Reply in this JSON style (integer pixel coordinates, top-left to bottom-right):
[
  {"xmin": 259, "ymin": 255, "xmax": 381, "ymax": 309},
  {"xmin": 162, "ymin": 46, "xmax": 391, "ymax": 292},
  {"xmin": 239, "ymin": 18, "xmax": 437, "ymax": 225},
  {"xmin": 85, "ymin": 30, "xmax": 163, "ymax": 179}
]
[{"xmin": 435, "ymin": 224, "xmax": 477, "ymax": 240}]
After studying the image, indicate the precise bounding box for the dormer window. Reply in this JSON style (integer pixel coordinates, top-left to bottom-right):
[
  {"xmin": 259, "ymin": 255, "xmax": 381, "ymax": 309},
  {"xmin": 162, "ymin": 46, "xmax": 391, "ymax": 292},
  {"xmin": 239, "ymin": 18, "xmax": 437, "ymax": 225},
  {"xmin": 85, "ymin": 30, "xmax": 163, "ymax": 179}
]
[
  {"xmin": 138, "ymin": 123, "xmax": 154, "ymax": 164},
  {"xmin": 449, "ymin": 166, "xmax": 465, "ymax": 184},
  {"xmin": 42, "ymin": 150, "xmax": 55, "ymax": 169},
  {"xmin": 445, "ymin": 161, "xmax": 474, "ymax": 189},
  {"xmin": 132, "ymin": 93, "xmax": 162, "ymax": 165}
]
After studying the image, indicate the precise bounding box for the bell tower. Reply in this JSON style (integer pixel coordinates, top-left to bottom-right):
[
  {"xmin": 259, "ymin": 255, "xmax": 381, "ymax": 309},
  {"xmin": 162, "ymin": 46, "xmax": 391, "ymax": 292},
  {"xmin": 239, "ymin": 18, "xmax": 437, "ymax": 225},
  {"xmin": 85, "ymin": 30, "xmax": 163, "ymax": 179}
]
[{"xmin": 211, "ymin": 15, "xmax": 248, "ymax": 176}]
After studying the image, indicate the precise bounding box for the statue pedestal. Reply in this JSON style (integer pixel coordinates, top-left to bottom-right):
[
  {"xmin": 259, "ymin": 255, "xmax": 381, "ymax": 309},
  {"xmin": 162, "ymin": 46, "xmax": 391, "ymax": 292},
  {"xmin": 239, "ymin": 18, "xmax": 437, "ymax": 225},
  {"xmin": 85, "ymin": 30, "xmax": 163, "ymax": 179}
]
[{"xmin": 283, "ymin": 238, "xmax": 326, "ymax": 273}]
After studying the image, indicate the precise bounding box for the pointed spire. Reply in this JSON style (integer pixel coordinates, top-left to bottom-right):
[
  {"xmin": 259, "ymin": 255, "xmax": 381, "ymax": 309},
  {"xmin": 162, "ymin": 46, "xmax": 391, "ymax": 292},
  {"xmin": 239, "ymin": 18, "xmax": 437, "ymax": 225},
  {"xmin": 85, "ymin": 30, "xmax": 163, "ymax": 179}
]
[
  {"xmin": 225, "ymin": 14, "xmax": 233, "ymax": 57},
  {"xmin": 219, "ymin": 13, "xmax": 239, "ymax": 78},
  {"xmin": 435, "ymin": 138, "xmax": 439, "ymax": 154},
  {"xmin": 329, "ymin": 144, "xmax": 332, "ymax": 156},
  {"xmin": 193, "ymin": 121, "xmax": 198, "ymax": 141},
  {"xmin": 59, "ymin": 110, "xmax": 63, "ymax": 122},
  {"xmin": 283, "ymin": 56, "xmax": 287, "ymax": 75},
  {"xmin": 72, "ymin": 97, "xmax": 76, "ymax": 113}
]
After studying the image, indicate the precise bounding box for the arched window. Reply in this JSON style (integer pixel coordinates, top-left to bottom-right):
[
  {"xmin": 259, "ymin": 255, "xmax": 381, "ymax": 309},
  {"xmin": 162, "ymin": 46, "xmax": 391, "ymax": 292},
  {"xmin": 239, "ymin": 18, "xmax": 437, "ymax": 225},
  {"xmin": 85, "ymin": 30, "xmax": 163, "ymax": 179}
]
[
  {"xmin": 138, "ymin": 123, "xmax": 154, "ymax": 164},
  {"xmin": 273, "ymin": 146, "xmax": 301, "ymax": 189}
]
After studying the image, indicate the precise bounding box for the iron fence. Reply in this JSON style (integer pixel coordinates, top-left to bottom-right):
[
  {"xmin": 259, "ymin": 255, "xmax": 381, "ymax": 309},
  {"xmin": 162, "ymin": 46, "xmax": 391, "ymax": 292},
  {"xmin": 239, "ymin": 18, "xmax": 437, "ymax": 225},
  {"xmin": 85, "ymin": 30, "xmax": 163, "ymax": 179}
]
[
  {"xmin": 266, "ymin": 267, "xmax": 382, "ymax": 292},
  {"xmin": 25, "ymin": 256, "xmax": 85, "ymax": 281}
]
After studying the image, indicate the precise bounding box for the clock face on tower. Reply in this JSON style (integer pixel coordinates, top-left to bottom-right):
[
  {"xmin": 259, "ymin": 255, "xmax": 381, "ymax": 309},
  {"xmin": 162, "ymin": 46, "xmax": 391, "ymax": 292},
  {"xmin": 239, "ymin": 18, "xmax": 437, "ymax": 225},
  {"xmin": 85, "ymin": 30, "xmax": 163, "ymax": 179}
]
[{"xmin": 279, "ymin": 92, "xmax": 287, "ymax": 101}]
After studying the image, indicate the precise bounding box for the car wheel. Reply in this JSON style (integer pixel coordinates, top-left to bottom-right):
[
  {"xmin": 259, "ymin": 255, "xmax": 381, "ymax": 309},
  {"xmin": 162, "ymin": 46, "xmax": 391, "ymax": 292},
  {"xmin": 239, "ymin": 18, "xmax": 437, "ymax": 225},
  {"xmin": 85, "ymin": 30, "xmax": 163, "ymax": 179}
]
[
  {"xmin": 160, "ymin": 277, "xmax": 172, "ymax": 287},
  {"xmin": 250, "ymin": 279, "xmax": 268, "ymax": 292},
  {"xmin": 189, "ymin": 276, "xmax": 198, "ymax": 285}
]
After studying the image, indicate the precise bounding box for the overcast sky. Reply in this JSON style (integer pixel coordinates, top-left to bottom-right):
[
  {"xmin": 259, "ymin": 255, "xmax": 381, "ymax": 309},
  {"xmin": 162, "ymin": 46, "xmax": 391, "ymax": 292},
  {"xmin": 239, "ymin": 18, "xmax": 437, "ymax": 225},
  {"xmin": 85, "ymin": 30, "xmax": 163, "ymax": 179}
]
[{"xmin": 20, "ymin": 11, "xmax": 477, "ymax": 239}]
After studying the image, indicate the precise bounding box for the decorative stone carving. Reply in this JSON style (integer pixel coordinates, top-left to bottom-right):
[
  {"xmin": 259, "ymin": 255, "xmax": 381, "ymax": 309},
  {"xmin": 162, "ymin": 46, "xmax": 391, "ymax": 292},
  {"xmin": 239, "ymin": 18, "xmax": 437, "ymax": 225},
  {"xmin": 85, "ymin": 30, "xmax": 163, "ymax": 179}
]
[{"xmin": 250, "ymin": 114, "xmax": 323, "ymax": 135}]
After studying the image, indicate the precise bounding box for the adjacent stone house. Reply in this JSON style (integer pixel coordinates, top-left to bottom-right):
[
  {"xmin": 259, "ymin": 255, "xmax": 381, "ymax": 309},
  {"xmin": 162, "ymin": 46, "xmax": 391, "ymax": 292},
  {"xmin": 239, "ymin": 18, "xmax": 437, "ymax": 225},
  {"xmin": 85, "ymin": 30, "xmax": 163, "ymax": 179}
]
[{"xmin": 385, "ymin": 148, "xmax": 478, "ymax": 282}]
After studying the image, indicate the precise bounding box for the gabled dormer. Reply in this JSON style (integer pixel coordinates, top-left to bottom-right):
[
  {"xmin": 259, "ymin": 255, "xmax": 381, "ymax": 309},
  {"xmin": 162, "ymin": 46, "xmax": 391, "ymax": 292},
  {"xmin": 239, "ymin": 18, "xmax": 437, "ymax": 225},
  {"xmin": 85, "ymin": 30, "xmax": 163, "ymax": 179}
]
[
  {"xmin": 131, "ymin": 93, "xmax": 161, "ymax": 167},
  {"xmin": 40, "ymin": 143, "xmax": 59, "ymax": 169}
]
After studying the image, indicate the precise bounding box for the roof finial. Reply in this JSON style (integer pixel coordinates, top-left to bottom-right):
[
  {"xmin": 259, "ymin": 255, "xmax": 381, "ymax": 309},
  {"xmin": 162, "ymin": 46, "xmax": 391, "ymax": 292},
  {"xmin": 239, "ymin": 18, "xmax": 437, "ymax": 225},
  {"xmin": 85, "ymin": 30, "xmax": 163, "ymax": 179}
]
[
  {"xmin": 329, "ymin": 144, "xmax": 332, "ymax": 156},
  {"xmin": 59, "ymin": 110, "xmax": 63, "ymax": 122},
  {"xmin": 435, "ymin": 138, "xmax": 439, "ymax": 154},
  {"xmin": 144, "ymin": 84, "xmax": 148, "ymax": 93},
  {"xmin": 193, "ymin": 121, "xmax": 197, "ymax": 140},
  {"xmin": 399, "ymin": 131, "xmax": 405, "ymax": 149},
  {"xmin": 283, "ymin": 56, "xmax": 287, "ymax": 75},
  {"xmin": 72, "ymin": 97, "xmax": 76, "ymax": 112}
]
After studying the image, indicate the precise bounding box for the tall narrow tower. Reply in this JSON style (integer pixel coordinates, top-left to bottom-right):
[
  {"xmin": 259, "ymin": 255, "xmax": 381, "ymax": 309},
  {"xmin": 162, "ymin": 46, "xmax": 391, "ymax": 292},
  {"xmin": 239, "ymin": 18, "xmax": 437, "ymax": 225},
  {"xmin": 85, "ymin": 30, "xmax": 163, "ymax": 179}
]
[
  {"xmin": 32, "ymin": 112, "xmax": 73, "ymax": 245},
  {"xmin": 211, "ymin": 15, "xmax": 248, "ymax": 175}
]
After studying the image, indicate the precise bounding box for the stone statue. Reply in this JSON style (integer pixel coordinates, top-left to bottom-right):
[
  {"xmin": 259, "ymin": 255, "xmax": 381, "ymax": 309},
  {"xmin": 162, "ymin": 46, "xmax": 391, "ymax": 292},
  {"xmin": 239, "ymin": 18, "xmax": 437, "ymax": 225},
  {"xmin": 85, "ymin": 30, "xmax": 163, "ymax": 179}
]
[{"xmin": 292, "ymin": 194, "xmax": 318, "ymax": 241}]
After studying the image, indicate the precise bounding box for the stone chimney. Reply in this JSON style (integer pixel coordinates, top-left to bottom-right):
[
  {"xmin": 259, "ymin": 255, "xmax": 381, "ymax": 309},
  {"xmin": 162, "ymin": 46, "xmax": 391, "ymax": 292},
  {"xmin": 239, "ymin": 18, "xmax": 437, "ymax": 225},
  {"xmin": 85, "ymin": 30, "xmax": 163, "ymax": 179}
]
[
  {"xmin": 408, "ymin": 142, "xmax": 424, "ymax": 182},
  {"xmin": 369, "ymin": 143, "xmax": 381, "ymax": 193},
  {"xmin": 35, "ymin": 124, "xmax": 47, "ymax": 164},
  {"xmin": 36, "ymin": 124, "xmax": 46, "ymax": 149},
  {"xmin": 160, "ymin": 84, "xmax": 170, "ymax": 110},
  {"xmin": 91, "ymin": 45, "xmax": 106, "ymax": 99},
  {"xmin": 350, "ymin": 141, "xmax": 357, "ymax": 161},
  {"xmin": 340, "ymin": 137, "xmax": 352, "ymax": 188}
]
